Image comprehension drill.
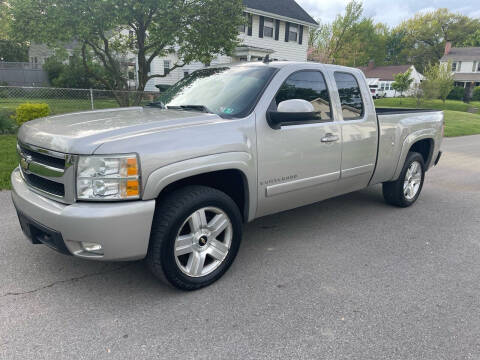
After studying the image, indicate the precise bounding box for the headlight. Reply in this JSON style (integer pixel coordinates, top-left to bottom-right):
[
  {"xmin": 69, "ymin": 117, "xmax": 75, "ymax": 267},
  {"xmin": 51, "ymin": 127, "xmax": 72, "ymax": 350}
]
[{"xmin": 76, "ymin": 154, "xmax": 140, "ymax": 200}]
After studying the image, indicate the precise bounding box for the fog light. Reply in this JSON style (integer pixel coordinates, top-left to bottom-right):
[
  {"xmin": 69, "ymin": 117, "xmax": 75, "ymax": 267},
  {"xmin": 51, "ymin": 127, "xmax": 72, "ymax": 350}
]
[{"xmin": 81, "ymin": 242, "xmax": 104, "ymax": 254}]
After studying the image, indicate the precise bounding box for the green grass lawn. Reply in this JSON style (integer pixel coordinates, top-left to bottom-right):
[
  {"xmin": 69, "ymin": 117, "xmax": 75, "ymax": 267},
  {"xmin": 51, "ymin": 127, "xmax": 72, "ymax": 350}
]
[
  {"xmin": 0, "ymin": 98, "xmax": 119, "ymax": 115},
  {"xmin": 0, "ymin": 135, "xmax": 18, "ymax": 190},
  {"xmin": 374, "ymin": 98, "xmax": 480, "ymax": 113},
  {"xmin": 443, "ymin": 110, "xmax": 480, "ymax": 137}
]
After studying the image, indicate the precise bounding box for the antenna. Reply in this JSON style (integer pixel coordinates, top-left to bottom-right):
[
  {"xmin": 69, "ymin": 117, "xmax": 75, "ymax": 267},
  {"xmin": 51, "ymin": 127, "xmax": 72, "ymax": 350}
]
[{"xmin": 263, "ymin": 54, "xmax": 270, "ymax": 64}]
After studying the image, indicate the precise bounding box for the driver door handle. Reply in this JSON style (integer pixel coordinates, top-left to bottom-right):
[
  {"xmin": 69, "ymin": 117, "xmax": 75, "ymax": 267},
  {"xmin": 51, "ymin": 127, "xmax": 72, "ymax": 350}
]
[{"xmin": 321, "ymin": 133, "xmax": 339, "ymax": 143}]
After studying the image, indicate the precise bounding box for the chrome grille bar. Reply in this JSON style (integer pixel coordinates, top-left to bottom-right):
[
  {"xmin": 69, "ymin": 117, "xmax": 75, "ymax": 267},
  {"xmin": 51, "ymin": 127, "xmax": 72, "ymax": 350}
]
[{"xmin": 17, "ymin": 142, "xmax": 76, "ymax": 204}]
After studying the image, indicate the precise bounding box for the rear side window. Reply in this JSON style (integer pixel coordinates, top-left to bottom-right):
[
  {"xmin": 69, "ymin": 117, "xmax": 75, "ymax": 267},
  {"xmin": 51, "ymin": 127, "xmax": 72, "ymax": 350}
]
[
  {"xmin": 334, "ymin": 72, "xmax": 364, "ymax": 120},
  {"xmin": 275, "ymin": 70, "xmax": 332, "ymax": 121}
]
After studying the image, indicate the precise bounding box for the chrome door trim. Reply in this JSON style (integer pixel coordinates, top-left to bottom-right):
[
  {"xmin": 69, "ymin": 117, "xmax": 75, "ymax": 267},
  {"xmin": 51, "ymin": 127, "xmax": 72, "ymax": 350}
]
[
  {"xmin": 341, "ymin": 163, "xmax": 375, "ymax": 179},
  {"xmin": 266, "ymin": 171, "xmax": 340, "ymax": 197}
]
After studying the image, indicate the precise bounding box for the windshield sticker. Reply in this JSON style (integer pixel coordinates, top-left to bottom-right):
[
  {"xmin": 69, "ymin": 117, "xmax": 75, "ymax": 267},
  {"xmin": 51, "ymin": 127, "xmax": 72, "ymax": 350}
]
[{"xmin": 222, "ymin": 108, "xmax": 234, "ymax": 114}]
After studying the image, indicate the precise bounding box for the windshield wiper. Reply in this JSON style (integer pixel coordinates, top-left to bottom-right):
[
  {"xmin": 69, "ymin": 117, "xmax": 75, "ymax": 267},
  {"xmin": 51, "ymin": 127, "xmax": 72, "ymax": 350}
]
[{"xmin": 166, "ymin": 105, "xmax": 212, "ymax": 114}]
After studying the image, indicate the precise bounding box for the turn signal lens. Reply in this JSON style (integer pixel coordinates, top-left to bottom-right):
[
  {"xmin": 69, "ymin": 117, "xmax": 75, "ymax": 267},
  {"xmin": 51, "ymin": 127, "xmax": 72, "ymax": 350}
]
[
  {"xmin": 126, "ymin": 158, "xmax": 138, "ymax": 176},
  {"xmin": 126, "ymin": 180, "xmax": 140, "ymax": 197}
]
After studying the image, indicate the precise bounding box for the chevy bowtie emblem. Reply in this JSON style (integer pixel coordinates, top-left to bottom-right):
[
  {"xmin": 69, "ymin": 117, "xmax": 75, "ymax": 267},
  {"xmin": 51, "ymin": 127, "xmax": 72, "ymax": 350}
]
[{"xmin": 20, "ymin": 154, "xmax": 32, "ymax": 173}]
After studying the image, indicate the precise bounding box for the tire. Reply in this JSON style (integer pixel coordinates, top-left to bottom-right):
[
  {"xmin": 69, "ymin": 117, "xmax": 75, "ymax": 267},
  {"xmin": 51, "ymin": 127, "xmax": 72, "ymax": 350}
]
[
  {"xmin": 146, "ymin": 185, "xmax": 243, "ymax": 290},
  {"xmin": 383, "ymin": 152, "xmax": 425, "ymax": 207}
]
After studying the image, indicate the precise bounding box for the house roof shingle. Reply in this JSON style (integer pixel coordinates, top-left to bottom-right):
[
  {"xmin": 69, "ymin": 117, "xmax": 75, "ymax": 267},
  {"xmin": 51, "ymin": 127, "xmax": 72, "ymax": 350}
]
[
  {"xmin": 441, "ymin": 47, "xmax": 480, "ymax": 61},
  {"xmin": 243, "ymin": 0, "xmax": 318, "ymax": 26},
  {"xmin": 358, "ymin": 65, "xmax": 413, "ymax": 81}
]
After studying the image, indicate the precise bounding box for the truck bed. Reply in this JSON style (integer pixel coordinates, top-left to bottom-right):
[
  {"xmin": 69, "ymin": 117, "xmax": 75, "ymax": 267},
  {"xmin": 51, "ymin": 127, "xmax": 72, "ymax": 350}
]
[
  {"xmin": 375, "ymin": 107, "xmax": 439, "ymax": 115},
  {"xmin": 370, "ymin": 107, "xmax": 443, "ymax": 187}
]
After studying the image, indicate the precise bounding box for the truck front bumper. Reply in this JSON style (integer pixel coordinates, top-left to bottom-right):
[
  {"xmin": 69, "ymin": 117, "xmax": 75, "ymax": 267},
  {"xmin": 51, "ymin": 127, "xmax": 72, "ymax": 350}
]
[{"xmin": 11, "ymin": 168, "xmax": 156, "ymax": 261}]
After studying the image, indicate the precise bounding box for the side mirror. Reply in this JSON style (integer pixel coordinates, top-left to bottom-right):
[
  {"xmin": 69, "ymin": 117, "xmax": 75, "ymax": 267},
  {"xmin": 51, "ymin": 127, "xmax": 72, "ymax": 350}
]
[{"xmin": 267, "ymin": 99, "xmax": 320, "ymax": 129}]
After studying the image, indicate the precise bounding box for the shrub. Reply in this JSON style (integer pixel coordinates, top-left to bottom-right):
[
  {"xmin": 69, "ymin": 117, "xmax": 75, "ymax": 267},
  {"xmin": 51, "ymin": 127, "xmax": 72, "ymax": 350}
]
[
  {"xmin": 472, "ymin": 86, "xmax": 480, "ymax": 101},
  {"xmin": 447, "ymin": 86, "xmax": 465, "ymax": 100},
  {"xmin": 15, "ymin": 103, "xmax": 50, "ymax": 126},
  {"xmin": 0, "ymin": 110, "xmax": 17, "ymax": 134}
]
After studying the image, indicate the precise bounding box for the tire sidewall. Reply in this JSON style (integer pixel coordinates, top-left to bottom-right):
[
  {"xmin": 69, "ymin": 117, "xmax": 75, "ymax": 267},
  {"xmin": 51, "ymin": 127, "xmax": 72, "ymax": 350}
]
[{"xmin": 159, "ymin": 190, "xmax": 243, "ymax": 288}]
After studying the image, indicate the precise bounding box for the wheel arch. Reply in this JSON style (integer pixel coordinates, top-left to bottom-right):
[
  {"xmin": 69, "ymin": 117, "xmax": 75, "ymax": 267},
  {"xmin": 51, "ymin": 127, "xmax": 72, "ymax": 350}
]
[
  {"xmin": 392, "ymin": 130, "xmax": 436, "ymax": 181},
  {"xmin": 142, "ymin": 152, "xmax": 256, "ymax": 222}
]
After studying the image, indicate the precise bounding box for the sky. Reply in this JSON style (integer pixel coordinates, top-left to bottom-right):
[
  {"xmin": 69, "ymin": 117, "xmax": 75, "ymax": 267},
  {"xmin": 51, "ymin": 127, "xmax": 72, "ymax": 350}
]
[{"xmin": 296, "ymin": 0, "xmax": 480, "ymax": 26}]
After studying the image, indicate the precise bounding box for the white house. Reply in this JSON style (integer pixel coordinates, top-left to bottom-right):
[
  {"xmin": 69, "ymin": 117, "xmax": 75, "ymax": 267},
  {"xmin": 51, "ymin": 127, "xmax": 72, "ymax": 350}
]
[
  {"xmin": 358, "ymin": 61, "xmax": 424, "ymax": 98},
  {"xmin": 144, "ymin": 0, "xmax": 318, "ymax": 91},
  {"xmin": 440, "ymin": 42, "xmax": 480, "ymax": 99}
]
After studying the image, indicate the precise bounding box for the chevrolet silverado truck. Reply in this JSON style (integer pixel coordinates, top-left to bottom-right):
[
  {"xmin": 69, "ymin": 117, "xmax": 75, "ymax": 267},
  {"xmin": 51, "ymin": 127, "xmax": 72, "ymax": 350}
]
[{"xmin": 11, "ymin": 62, "xmax": 443, "ymax": 290}]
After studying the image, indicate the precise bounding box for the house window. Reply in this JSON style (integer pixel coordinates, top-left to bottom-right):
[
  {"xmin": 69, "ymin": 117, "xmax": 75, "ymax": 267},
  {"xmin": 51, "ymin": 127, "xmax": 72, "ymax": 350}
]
[
  {"xmin": 183, "ymin": 71, "xmax": 189, "ymax": 78},
  {"xmin": 289, "ymin": 24, "xmax": 298, "ymax": 42},
  {"xmin": 473, "ymin": 61, "xmax": 477, "ymax": 72},
  {"xmin": 163, "ymin": 60, "xmax": 170, "ymax": 75},
  {"xmin": 477, "ymin": 62, "xmax": 480, "ymax": 72},
  {"xmin": 452, "ymin": 62, "xmax": 457, "ymax": 72},
  {"xmin": 263, "ymin": 17, "xmax": 274, "ymax": 38}
]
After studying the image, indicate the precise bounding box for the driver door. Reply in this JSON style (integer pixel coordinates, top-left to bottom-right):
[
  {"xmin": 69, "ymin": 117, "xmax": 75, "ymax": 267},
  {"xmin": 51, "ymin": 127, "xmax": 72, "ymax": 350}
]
[{"xmin": 255, "ymin": 69, "xmax": 342, "ymax": 217}]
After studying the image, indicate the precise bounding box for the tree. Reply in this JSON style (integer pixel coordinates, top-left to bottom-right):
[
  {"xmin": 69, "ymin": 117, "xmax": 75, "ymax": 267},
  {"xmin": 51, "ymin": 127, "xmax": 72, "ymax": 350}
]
[
  {"xmin": 309, "ymin": 0, "xmax": 363, "ymax": 64},
  {"xmin": 309, "ymin": 1, "xmax": 389, "ymax": 67},
  {"xmin": 43, "ymin": 53, "xmax": 113, "ymax": 89},
  {"xmin": 10, "ymin": 0, "xmax": 244, "ymax": 105},
  {"xmin": 411, "ymin": 83, "xmax": 424, "ymax": 107},
  {"xmin": 395, "ymin": 9, "xmax": 480, "ymax": 72},
  {"xmin": 463, "ymin": 29, "xmax": 480, "ymax": 47},
  {"xmin": 437, "ymin": 62, "xmax": 454, "ymax": 104},
  {"xmin": 392, "ymin": 69, "xmax": 413, "ymax": 97},
  {"xmin": 421, "ymin": 63, "xmax": 440, "ymax": 100},
  {"xmin": 0, "ymin": 2, "xmax": 28, "ymax": 61}
]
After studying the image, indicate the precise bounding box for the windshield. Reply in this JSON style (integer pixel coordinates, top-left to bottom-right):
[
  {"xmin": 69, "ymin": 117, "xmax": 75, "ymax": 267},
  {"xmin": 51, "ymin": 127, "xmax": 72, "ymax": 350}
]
[{"xmin": 153, "ymin": 66, "xmax": 277, "ymax": 118}]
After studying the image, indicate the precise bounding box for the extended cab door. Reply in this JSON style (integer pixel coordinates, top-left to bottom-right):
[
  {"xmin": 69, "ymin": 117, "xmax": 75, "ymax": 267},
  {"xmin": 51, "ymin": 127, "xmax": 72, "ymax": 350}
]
[
  {"xmin": 255, "ymin": 67, "xmax": 342, "ymax": 217},
  {"xmin": 330, "ymin": 71, "xmax": 378, "ymax": 190}
]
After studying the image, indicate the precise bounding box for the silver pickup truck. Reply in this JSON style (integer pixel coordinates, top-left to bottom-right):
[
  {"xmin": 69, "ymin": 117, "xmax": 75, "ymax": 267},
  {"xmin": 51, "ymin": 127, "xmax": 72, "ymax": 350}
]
[{"xmin": 11, "ymin": 62, "xmax": 443, "ymax": 290}]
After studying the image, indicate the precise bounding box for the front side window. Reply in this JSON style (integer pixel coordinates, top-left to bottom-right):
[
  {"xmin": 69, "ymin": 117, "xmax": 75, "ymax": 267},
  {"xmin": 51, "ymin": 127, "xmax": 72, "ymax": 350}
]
[
  {"xmin": 334, "ymin": 72, "xmax": 364, "ymax": 120},
  {"xmin": 275, "ymin": 70, "xmax": 332, "ymax": 121},
  {"xmin": 289, "ymin": 24, "xmax": 298, "ymax": 42},
  {"xmin": 154, "ymin": 66, "xmax": 277, "ymax": 118},
  {"xmin": 264, "ymin": 17, "xmax": 274, "ymax": 37}
]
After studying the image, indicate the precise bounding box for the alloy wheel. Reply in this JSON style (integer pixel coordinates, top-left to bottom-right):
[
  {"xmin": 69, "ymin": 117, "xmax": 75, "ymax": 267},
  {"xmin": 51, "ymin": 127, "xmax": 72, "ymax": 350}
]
[
  {"xmin": 403, "ymin": 161, "xmax": 422, "ymax": 200},
  {"xmin": 174, "ymin": 207, "xmax": 233, "ymax": 277}
]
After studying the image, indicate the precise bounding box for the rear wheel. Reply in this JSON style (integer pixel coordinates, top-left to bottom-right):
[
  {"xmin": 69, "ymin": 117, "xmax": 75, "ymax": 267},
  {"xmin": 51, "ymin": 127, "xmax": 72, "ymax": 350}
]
[
  {"xmin": 146, "ymin": 185, "xmax": 243, "ymax": 290},
  {"xmin": 383, "ymin": 152, "xmax": 425, "ymax": 207}
]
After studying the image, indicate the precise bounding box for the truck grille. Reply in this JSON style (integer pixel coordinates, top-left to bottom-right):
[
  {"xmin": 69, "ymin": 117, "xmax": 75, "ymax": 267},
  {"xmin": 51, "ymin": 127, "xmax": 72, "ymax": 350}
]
[{"xmin": 17, "ymin": 142, "xmax": 76, "ymax": 204}]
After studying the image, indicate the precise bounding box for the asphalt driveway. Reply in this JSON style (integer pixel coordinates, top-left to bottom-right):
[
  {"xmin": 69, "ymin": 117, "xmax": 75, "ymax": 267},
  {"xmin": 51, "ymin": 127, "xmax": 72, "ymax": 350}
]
[{"xmin": 1, "ymin": 135, "xmax": 479, "ymax": 359}]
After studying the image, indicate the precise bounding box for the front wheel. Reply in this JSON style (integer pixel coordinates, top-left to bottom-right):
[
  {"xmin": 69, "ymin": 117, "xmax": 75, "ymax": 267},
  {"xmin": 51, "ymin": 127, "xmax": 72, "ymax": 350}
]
[
  {"xmin": 383, "ymin": 152, "xmax": 425, "ymax": 207},
  {"xmin": 146, "ymin": 185, "xmax": 243, "ymax": 290}
]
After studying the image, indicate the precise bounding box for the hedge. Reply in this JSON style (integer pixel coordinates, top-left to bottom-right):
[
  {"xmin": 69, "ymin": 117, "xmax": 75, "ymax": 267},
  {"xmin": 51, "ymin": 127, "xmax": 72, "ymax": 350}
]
[
  {"xmin": 447, "ymin": 86, "xmax": 465, "ymax": 100},
  {"xmin": 15, "ymin": 103, "xmax": 50, "ymax": 126},
  {"xmin": 472, "ymin": 86, "xmax": 480, "ymax": 101}
]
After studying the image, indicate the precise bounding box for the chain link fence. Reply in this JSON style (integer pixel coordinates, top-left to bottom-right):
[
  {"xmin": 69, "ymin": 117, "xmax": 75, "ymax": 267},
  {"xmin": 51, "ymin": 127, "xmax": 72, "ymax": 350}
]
[{"xmin": 0, "ymin": 86, "xmax": 159, "ymax": 115}]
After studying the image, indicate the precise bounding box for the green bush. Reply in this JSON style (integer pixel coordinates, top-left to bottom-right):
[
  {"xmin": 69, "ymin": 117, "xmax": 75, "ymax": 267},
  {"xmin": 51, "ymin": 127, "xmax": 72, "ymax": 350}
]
[
  {"xmin": 0, "ymin": 110, "xmax": 17, "ymax": 134},
  {"xmin": 472, "ymin": 86, "xmax": 480, "ymax": 101},
  {"xmin": 447, "ymin": 86, "xmax": 465, "ymax": 100},
  {"xmin": 15, "ymin": 103, "xmax": 50, "ymax": 125}
]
